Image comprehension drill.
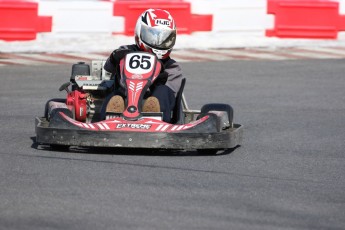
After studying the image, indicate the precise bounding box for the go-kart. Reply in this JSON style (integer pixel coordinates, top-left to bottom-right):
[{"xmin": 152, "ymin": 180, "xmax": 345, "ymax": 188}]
[{"xmin": 35, "ymin": 52, "xmax": 243, "ymax": 154}]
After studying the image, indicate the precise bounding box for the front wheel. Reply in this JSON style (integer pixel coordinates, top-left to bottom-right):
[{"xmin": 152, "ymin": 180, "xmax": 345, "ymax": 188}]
[
  {"xmin": 198, "ymin": 103, "xmax": 234, "ymax": 131},
  {"xmin": 200, "ymin": 103, "xmax": 233, "ymax": 125},
  {"xmin": 50, "ymin": 144, "xmax": 70, "ymax": 152}
]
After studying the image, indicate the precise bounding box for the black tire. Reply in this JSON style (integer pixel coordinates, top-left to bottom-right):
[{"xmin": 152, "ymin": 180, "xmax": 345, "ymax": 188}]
[
  {"xmin": 197, "ymin": 149, "xmax": 219, "ymax": 155},
  {"xmin": 50, "ymin": 144, "xmax": 70, "ymax": 152},
  {"xmin": 199, "ymin": 103, "xmax": 233, "ymax": 124},
  {"xmin": 44, "ymin": 98, "xmax": 66, "ymax": 119},
  {"xmin": 197, "ymin": 103, "xmax": 234, "ymax": 131}
]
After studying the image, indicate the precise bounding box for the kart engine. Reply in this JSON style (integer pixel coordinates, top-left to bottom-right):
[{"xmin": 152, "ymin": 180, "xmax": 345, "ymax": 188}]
[{"xmin": 67, "ymin": 61, "xmax": 113, "ymax": 123}]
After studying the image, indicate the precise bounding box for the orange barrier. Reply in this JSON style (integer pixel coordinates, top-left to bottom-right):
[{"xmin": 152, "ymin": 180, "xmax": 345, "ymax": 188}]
[
  {"xmin": 0, "ymin": 0, "xmax": 52, "ymax": 41},
  {"xmin": 111, "ymin": 0, "xmax": 212, "ymax": 35},
  {"xmin": 266, "ymin": 0, "xmax": 345, "ymax": 39}
]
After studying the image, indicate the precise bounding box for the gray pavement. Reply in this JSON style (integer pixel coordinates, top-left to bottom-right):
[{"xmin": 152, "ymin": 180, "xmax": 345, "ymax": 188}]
[{"xmin": 0, "ymin": 59, "xmax": 345, "ymax": 230}]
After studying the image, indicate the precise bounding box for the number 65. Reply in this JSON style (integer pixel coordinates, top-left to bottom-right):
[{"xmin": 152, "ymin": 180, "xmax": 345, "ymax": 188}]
[{"xmin": 129, "ymin": 54, "xmax": 152, "ymax": 70}]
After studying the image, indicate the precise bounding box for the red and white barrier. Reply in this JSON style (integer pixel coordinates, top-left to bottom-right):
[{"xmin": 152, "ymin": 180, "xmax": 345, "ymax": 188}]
[
  {"xmin": 111, "ymin": 0, "xmax": 212, "ymax": 35},
  {"xmin": 0, "ymin": 0, "xmax": 345, "ymax": 52},
  {"xmin": 267, "ymin": 0, "xmax": 345, "ymax": 39},
  {"xmin": 0, "ymin": 0, "xmax": 51, "ymax": 41}
]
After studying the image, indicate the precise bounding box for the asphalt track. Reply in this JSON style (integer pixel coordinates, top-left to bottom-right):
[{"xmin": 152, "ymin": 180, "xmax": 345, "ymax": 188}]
[{"xmin": 1, "ymin": 59, "xmax": 345, "ymax": 230}]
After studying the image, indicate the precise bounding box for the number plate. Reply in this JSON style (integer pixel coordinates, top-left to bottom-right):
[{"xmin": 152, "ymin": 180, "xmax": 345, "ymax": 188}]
[{"xmin": 125, "ymin": 53, "xmax": 155, "ymax": 75}]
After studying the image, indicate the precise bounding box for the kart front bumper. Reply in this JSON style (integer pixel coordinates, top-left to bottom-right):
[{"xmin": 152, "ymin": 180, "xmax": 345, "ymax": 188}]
[{"xmin": 35, "ymin": 117, "xmax": 243, "ymax": 150}]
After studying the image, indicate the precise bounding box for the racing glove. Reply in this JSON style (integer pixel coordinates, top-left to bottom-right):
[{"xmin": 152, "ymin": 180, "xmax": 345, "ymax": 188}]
[
  {"xmin": 155, "ymin": 71, "xmax": 168, "ymax": 86},
  {"xmin": 109, "ymin": 48, "xmax": 133, "ymax": 66},
  {"xmin": 149, "ymin": 71, "xmax": 168, "ymax": 95},
  {"xmin": 154, "ymin": 59, "xmax": 168, "ymax": 85}
]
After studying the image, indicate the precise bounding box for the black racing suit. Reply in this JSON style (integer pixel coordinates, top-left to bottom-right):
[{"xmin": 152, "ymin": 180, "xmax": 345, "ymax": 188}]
[{"xmin": 103, "ymin": 44, "xmax": 184, "ymax": 123}]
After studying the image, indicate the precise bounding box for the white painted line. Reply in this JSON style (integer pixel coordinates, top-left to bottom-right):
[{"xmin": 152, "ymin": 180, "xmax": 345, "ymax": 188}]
[
  {"xmin": 288, "ymin": 47, "xmax": 345, "ymax": 59},
  {"xmin": 302, "ymin": 47, "xmax": 345, "ymax": 57},
  {"xmin": 216, "ymin": 49, "xmax": 289, "ymax": 60}
]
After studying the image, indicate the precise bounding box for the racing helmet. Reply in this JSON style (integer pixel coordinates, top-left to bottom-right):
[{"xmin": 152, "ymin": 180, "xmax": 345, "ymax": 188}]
[{"xmin": 135, "ymin": 9, "xmax": 177, "ymax": 59}]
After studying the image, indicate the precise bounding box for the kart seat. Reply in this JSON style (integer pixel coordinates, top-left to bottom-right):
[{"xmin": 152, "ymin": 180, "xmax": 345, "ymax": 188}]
[
  {"xmin": 100, "ymin": 78, "xmax": 186, "ymax": 124},
  {"xmin": 170, "ymin": 78, "xmax": 186, "ymax": 124}
]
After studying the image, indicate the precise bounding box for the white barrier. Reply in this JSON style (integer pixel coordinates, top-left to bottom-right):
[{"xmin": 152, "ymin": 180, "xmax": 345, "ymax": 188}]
[
  {"xmin": 38, "ymin": 1, "xmax": 122, "ymax": 35},
  {"xmin": 186, "ymin": 0, "xmax": 273, "ymax": 35}
]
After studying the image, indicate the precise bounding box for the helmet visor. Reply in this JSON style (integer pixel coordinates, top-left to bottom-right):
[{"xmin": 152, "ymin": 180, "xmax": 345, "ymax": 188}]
[{"xmin": 140, "ymin": 24, "xmax": 176, "ymax": 50}]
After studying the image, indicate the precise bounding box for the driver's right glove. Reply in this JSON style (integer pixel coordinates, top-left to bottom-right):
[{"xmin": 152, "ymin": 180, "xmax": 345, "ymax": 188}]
[{"xmin": 109, "ymin": 49, "xmax": 133, "ymax": 66}]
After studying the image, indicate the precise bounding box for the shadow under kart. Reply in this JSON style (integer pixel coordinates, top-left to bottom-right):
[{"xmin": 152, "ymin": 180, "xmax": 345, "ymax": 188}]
[{"xmin": 35, "ymin": 52, "xmax": 243, "ymax": 154}]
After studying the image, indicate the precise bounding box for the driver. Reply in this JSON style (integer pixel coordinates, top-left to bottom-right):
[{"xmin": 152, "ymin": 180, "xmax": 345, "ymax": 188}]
[{"xmin": 104, "ymin": 8, "xmax": 184, "ymax": 123}]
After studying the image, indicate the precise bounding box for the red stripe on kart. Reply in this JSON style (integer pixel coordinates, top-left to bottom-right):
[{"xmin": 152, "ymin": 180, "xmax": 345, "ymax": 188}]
[{"xmin": 60, "ymin": 111, "xmax": 210, "ymax": 133}]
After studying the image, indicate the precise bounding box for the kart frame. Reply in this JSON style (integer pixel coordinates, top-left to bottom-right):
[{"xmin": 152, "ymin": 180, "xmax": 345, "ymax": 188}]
[
  {"xmin": 35, "ymin": 97, "xmax": 243, "ymax": 151},
  {"xmin": 35, "ymin": 54, "xmax": 243, "ymax": 152}
]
